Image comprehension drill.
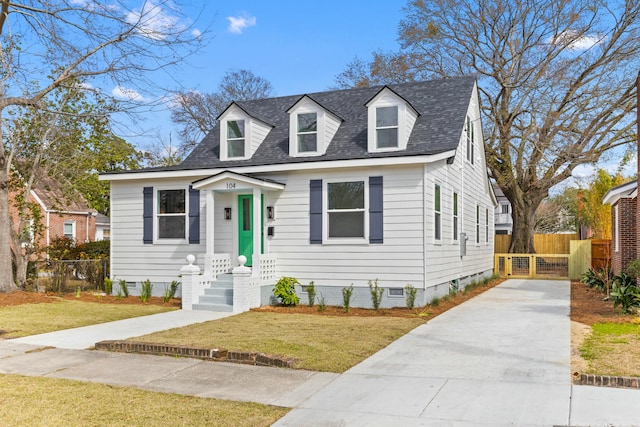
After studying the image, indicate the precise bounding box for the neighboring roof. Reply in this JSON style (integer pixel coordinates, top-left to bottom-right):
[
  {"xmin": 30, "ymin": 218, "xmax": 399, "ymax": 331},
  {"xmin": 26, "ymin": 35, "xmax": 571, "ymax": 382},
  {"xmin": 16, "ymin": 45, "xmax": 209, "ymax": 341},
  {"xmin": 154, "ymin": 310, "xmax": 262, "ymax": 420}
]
[
  {"xmin": 602, "ymin": 179, "xmax": 638, "ymax": 205},
  {"xmin": 95, "ymin": 213, "xmax": 110, "ymax": 225},
  {"xmin": 32, "ymin": 175, "xmax": 95, "ymax": 213},
  {"xmin": 131, "ymin": 77, "xmax": 477, "ymax": 173}
]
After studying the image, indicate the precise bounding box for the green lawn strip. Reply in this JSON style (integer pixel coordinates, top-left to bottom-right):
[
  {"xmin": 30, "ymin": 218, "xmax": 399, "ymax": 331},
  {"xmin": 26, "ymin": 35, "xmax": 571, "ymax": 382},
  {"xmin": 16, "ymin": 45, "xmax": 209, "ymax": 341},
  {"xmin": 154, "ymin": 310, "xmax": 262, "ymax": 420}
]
[
  {"xmin": 579, "ymin": 322, "xmax": 640, "ymax": 377},
  {"xmin": 0, "ymin": 301, "xmax": 176, "ymax": 338},
  {"xmin": 131, "ymin": 311, "xmax": 426, "ymax": 373},
  {"xmin": 0, "ymin": 374, "xmax": 287, "ymax": 427}
]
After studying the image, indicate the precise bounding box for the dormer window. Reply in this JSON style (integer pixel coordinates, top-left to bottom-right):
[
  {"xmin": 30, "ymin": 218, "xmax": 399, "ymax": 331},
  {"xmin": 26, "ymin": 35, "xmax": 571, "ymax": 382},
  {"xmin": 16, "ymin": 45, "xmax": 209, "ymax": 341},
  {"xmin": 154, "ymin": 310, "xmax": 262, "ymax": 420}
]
[
  {"xmin": 376, "ymin": 106, "xmax": 398, "ymax": 149},
  {"xmin": 297, "ymin": 112, "xmax": 318, "ymax": 152},
  {"xmin": 287, "ymin": 95, "xmax": 342, "ymax": 157},
  {"xmin": 227, "ymin": 120, "xmax": 245, "ymax": 158},
  {"xmin": 366, "ymin": 86, "xmax": 419, "ymax": 153}
]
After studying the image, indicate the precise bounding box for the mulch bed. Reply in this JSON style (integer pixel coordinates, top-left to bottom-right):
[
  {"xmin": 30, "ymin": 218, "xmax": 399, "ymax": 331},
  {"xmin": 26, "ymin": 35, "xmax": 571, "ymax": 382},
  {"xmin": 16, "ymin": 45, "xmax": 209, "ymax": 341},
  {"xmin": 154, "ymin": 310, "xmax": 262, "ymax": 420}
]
[
  {"xmin": 570, "ymin": 280, "xmax": 636, "ymax": 325},
  {"xmin": 0, "ymin": 291, "xmax": 180, "ymax": 308}
]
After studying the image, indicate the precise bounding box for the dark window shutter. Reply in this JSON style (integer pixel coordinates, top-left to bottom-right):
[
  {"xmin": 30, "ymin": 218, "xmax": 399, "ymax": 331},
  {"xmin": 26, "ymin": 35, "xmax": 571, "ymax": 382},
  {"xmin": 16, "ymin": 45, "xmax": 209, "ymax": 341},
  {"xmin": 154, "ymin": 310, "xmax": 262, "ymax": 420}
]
[
  {"xmin": 310, "ymin": 179, "xmax": 323, "ymax": 244},
  {"xmin": 189, "ymin": 186, "xmax": 200, "ymax": 244},
  {"xmin": 143, "ymin": 187, "xmax": 153, "ymax": 244},
  {"xmin": 369, "ymin": 176, "xmax": 383, "ymax": 243}
]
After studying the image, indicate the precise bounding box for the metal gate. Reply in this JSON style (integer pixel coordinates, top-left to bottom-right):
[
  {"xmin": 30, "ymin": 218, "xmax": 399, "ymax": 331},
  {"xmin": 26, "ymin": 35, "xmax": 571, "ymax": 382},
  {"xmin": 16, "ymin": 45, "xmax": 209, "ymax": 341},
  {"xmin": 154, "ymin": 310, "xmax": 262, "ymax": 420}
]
[{"xmin": 494, "ymin": 253, "xmax": 570, "ymax": 279}]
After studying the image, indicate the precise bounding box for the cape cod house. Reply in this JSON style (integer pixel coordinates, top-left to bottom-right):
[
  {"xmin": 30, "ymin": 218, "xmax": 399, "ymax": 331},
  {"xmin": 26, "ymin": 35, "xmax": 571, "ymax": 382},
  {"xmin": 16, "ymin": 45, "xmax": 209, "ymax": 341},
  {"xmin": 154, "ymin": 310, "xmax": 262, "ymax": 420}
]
[{"xmin": 102, "ymin": 77, "xmax": 497, "ymax": 310}]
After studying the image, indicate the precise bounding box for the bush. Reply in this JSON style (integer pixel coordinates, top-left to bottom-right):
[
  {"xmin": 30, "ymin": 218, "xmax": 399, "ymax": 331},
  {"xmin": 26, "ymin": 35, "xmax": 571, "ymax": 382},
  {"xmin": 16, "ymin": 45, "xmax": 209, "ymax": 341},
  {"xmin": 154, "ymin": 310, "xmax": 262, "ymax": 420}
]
[
  {"xmin": 610, "ymin": 273, "xmax": 640, "ymax": 314},
  {"xmin": 306, "ymin": 281, "xmax": 316, "ymax": 307},
  {"xmin": 405, "ymin": 284, "xmax": 417, "ymax": 309},
  {"xmin": 118, "ymin": 279, "xmax": 129, "ymax": 297},
  {"xmin": 163, "ymin": 280, "xmax": 180, "ymax": 303},
  {"xmin": 273, "ymin": 277, "xmax": 300, "ymax": 306},
  {"xmin": 581, "ymin": 268, "xmax": 612, "ymax": 293},
  {"xmin": 626, "ymin": 259, "xmax": 640, "ymax": 278},
  {"xmin": 342, "ymin": 285, "xmax": 354, "ymax": 313},
  {"xmin": 368, "ymin": 279, "xmax": 384, "ymax": 310},
  {"xmin": 140, "ymin": 279, "xmax": 153, "ymax": 303},
  {"xmin": 104, "ymin": 278, "xmax": 113, "ymax": 295},
  {"xmin": 317, "ymin": 293, "xmax": 327, "ymax": 312}
]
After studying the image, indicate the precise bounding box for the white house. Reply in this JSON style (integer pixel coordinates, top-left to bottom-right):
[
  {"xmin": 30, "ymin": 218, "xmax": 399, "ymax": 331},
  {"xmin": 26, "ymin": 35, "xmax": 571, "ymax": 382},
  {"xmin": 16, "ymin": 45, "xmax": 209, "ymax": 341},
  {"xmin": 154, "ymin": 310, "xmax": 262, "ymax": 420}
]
[
  {"xmin": 102, "ymin": 77, "xmax": 497, "ymax": 310},
  {"xmin": 492, "ymin": 183, "xmax": 513, "ymax": 235}
]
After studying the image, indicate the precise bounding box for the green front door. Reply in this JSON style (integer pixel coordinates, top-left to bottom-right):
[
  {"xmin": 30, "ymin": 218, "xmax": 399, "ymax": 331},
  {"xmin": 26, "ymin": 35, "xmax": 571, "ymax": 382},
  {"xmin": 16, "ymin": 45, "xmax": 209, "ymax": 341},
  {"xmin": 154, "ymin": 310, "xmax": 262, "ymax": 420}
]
[{"xmin": 238, "ymin": 195, "xmax": 253, "ymax": 266}]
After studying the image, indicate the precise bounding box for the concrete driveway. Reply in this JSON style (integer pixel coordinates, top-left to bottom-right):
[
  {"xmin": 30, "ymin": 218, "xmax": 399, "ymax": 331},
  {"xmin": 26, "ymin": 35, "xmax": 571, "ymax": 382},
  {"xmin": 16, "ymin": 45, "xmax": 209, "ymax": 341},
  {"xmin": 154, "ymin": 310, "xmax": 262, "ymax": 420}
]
[{"xmin": 274, "ymin": 279, "xmax": 640, "ymax": 426}]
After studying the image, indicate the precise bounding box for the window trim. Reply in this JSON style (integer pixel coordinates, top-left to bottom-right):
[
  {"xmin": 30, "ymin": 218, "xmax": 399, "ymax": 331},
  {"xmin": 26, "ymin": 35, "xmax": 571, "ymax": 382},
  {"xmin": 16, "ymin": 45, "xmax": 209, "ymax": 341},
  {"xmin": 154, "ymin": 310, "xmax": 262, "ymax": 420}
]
[
  {"xmin": 434, "ymin": 183, "xmax": 441, "ymax": 242},
  {"xmin": 466, "ymin": 116, "xmax": 475, "ymax": 165},
  {"xmin": 322, "ymin": 178, "xmax": 369, "ymax": 244},
  {"xmin": 296, "ymin": 112, "xmax": 318, "ymax": 154},
  {"xmin": 226, "ymin": 119, "xmax": 246, "ymax": 159},
  {"xmin": 476, "ymin": 204, "xmax": 480, "ymax": 245},
  {"xmin": 485, "ymin": 207, "xmax": 489, "ymax": 244},
  {"xmin": 375, "ymin": 105, "xmax": 399, "ymax": 150},
  {"xmin": 154, "ymin": 186, "xmax": 189, "ymax": 244},
  {"xmin": 452, "ymin": 191, "xmax": 459, "ymax": 242},
  {"xmin": 63, "ymin": 220, "xmax": 76, "ymax": 240}
]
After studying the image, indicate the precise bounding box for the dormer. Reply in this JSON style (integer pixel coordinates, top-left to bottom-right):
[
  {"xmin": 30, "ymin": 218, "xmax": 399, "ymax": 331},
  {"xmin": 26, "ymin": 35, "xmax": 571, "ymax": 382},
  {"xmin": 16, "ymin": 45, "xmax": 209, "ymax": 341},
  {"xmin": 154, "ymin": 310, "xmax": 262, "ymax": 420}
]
[
  {"xmin": 287, "ymin": 95, "xmax": 342, "ymax": 157},
  {"xmin": 365, "ymin": 86, "xmax": 419, "ymax": 153},
  {"xmin": 217, "ymin": 102, "xmax": 273, "ymax": 161}
]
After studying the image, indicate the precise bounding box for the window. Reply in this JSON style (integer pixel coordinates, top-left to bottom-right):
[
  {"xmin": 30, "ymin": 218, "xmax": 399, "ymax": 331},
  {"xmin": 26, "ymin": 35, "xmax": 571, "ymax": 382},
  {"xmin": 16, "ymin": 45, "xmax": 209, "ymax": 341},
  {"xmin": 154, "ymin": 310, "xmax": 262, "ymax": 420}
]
[
  {"xmin": 434, "ymin": 184, "xmax": 441, "ymax": 241},
  {"xmin": 157, "ymin": 189, "xmax": 186, "ymax": 239},
  {"xmin": 327, "ymin": 181, "xmax": 366, "ymax": 239},
  {"xmin": 501, "ymin": 203, "xmax": 509, "ymax": 214},
  {"xmin": 466, "ymin": 116, "xmax": 475, "ymax": 164},
  {"xmin": 297, "ymin": 112, "xmax": 317, "ymax": 152},
  {"xmin": 476, "ymin": 204, "xmax": 480, "ymax": 244},
  {"xmin": 485, "ymin": 208, "xmax": 489, "ymax": 243},
  {"xmin": 388, "ymin": 288, "xmax": 404, "ymax": 297},
  {"xmin": 453, "ymin": 192, "xmax": 459, "ymax": 241},
  {"xmin": 227, "ymin": 120, "xmax": 245, "ymax": 158},
  {"xmin": 376, "ymin": 106, "xmax": 398, "ymax": 149},
  {"xmin": 63, "ymin": 221, "xmax": 75, "ymax": 240}
]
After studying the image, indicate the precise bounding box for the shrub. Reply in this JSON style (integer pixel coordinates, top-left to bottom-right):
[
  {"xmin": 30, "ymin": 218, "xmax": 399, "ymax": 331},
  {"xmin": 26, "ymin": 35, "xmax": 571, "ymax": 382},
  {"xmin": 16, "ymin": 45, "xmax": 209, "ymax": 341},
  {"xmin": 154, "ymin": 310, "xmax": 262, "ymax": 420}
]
[
  {"xmin": 273, "ymin": 277, "xmax": 300, "ymax": 306},
  {"xmin": 118, "ymin": 279, "xmax": 129, "ymax": 297},
  {"xmin": 368, "ymin": 279, "xmax": 384, "ymax": 310},
  {"xmin": 581, "ymin": 268, "xmax": 612, "ymax": 293},
  {"xmin": 626, "ymin": 259, "xmax": 640, "ymax": 278},
  {"xmin": 405, "ymin": 284, "xmax": 417, "ymax": 309},
  {"xmin": 342, "ymin": 284, "xmax": 354, "ymax": 313},
  {"xmin": 317, "ymin": 293, "xmax": 327, "ymax": 312},
  {"xmin": 163, "ymin": 280, "xmax": 180, "ymax": 303},
  {"xmin": 610, "ymin": 273, "xmax": 640, "ymax": 314},
  {"xmin": 306, "ymin": 281, "xmax": 316, "ymax": 307},
  {"xmin": 140, "ymin": 279, "xmax": 153, "ymax": 303},
  {"xmin": 104, "ymin": 278, "xmax": 113, "ymax": 295}
]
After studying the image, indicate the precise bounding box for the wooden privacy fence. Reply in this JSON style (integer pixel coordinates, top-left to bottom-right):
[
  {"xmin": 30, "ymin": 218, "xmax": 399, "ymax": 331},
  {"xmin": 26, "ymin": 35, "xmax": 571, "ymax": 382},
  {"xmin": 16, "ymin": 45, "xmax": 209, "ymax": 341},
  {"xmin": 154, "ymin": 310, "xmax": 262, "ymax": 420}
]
[{"xmin": 494, "ymin": 235, "xmax": 610, "ymax": 280}]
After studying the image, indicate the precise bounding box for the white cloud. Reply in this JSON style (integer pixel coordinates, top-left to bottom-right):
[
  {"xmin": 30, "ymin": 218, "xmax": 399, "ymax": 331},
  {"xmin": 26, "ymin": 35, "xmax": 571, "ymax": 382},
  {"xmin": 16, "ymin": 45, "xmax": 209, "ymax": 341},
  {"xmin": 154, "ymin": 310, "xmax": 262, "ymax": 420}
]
[
  {"xmin": 126, "ymin": 0, "xmax": 181, "ymax": 41},
  {"xmin": 551, "ymin": 30, "xmax": 604, "ymax": 51},
  {"xmin": 191, "ymin": 28, "xmax": 202, "ymax": 39},
  {"xmin": 227, "ymin": 14, "xmax": 256, "ymax": 34},
  {"xmin": 112, "ymin": 85, "xmax": 145, "ymax": 101}
]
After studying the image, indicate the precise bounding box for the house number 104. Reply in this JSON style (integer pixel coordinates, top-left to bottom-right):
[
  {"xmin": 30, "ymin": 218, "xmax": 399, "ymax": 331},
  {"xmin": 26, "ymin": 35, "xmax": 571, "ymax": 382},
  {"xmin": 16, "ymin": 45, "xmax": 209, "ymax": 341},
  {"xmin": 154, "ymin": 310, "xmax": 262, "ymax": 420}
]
[{"xmin": 226, "ymin": 182, "xmax": 236, "ymax": 189}]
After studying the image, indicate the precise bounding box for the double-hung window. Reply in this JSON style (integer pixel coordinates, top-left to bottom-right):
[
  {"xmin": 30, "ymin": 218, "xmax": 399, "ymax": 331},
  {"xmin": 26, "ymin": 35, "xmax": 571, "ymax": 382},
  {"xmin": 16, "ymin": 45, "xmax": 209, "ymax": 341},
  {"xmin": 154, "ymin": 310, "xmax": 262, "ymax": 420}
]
[
  {"xmin": 227, "ymin": 120, "xmax": 245, "ymax": 158},
  {"xmin": 376, "ymin": 106, "xmax": 398, "ymax": 149},
  {"xmin": 452, "ymin": 192, "xmax": 459, "ymax": 241},
  {"xmin": 434, "ymin": 184, "xmax": 441, "ymax": 241},
  {"xmin": 297, "ymin": 112, "xmax": 317, "ymax": 153},
  {"xmin": 485, "ymin": 208, "xmax": 489, "ymax": 243},
  {"xmin": 466, "ymin": 116, "xmax": 475, "ymax": 165},
  {"xmin": 157, "ymin": 189, "xmax": 186, "ymax": 239},
  {"xmin": 327, "ymin": 181, "xmax": 366, "ymax": 239},
  {"xmin": 63, "ymin": 221, "xmax": 75, "ymax": 240},
  {"xmin": 476, "ymin": 204, "xmax": 480, "ymax": 244}
]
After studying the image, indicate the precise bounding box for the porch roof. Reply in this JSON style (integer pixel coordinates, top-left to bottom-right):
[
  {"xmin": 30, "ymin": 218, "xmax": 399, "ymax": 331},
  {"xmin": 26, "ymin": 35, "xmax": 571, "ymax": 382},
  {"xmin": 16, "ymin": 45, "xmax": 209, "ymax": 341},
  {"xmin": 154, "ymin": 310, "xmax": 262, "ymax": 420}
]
[{"xmin": 191, "ymin": 170, "xmax": 285, "ymax": 191}]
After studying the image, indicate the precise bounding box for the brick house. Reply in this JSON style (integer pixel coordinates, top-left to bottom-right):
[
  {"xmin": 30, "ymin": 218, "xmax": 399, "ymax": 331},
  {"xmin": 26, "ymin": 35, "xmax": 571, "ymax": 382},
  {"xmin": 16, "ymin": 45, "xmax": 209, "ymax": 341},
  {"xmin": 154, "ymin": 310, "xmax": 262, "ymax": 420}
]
[
  {"xmin": 602, "ymin": 180, "xmax": 637, "ymax": 275},
  {"xmin": 10, "ymin": 174, "xmax": 98, "ymax": 251}
]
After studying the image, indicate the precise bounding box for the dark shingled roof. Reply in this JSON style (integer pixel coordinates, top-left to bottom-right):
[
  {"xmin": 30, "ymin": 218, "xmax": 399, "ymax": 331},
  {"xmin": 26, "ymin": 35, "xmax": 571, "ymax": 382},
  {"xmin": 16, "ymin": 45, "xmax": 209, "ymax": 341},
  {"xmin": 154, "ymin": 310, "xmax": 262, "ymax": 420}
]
[{"xmin": 159, "ymin": 77, "xmax": 476, "ymax": 172}]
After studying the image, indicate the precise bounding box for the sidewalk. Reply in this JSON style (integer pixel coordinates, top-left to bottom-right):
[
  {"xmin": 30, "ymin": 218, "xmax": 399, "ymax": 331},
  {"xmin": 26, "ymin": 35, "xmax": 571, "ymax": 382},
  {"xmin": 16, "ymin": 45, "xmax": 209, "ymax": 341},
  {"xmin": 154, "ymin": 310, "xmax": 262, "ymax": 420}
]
[{"xmin": 1, "ymin": 279, "xmax": 640, "ymax": 425}]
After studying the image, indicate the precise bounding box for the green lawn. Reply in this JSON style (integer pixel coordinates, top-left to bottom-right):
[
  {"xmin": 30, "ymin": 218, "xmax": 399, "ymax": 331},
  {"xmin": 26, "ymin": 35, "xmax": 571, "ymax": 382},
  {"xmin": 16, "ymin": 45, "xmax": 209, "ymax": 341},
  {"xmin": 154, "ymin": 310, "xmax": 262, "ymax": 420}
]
[
  {"xmin": 0, "ymin": 374, "xmax": 287, "ymax": 427},
  {"xmin": 0, "ymin": 301, "xmax": 176, "ymax": 338},
  {"xmin": 132, "ymin": 311, "xmax": 426, "ymax": 372},
  {"xmin": 580, "ymin": 322, "xmax": 640, "ymax": 377}
]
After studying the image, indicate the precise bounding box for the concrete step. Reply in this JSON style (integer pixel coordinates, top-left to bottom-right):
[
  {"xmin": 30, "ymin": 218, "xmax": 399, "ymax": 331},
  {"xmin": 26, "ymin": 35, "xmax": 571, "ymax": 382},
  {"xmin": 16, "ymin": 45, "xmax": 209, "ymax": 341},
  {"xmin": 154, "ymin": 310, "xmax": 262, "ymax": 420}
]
[
  {"xmin": 198, "ymin": 294, "xmax": 233, "ymax": 305},
  {"xmin": 192, "ymin": 302, "xmax": 233, "ymax": 312}
]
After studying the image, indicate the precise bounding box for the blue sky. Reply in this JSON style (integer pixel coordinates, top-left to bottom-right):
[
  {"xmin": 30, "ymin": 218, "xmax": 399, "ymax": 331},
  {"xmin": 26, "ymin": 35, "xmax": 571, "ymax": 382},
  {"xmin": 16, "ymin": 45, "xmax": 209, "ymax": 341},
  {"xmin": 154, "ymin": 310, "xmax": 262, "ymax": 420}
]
[{"xmin": 117, "ymin": 1, "xmax": 406, "ymax": 151}]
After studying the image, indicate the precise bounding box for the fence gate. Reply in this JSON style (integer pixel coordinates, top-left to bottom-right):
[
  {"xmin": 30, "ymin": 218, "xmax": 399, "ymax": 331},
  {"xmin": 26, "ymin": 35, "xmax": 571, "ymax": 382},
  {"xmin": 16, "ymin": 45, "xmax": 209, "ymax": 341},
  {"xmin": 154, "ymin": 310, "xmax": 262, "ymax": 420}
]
[{"xmin": 494, "ymin": 253, "xmax": 570, "ymax": 279}]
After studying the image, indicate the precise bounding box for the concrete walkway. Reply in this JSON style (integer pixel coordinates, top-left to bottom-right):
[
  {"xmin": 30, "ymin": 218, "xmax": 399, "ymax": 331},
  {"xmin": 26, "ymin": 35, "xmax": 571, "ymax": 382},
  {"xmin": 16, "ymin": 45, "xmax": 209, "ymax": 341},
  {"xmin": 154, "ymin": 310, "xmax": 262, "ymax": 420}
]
[{"xmin": 1, "ymin": 279, "xmax": 640, "ymax": 426}]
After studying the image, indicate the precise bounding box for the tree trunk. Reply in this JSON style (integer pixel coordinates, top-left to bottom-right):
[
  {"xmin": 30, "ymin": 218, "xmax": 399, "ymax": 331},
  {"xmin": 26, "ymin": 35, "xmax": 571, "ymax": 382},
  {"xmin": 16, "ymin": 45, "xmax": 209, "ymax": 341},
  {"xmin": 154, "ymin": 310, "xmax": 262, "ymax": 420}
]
[
  {"xmin": 0, "ymin": 166, "xmax": 18, "ymax": 292},
  {"xmin": 502, "ymin": 183, "xmax": 545, "ymax": 254}
]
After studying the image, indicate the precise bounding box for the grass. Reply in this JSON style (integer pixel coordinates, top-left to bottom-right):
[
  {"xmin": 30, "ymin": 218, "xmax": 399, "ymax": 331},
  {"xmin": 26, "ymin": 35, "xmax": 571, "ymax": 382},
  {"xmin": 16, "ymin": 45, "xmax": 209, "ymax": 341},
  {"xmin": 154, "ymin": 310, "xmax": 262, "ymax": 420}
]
[
  {"xmin": 0, "ymin": 374, "xmax": 287, "ymax": 427},
  {"xmin": 579, "ymin": 322, "xmax": 640, "ymax": 377},
  {"xmin": 132, "ymin": 311, "xmax": 425, "ymax": 372},
  {"xmin": 0, "ymin": 301, "xmax": 176, "ymax": 338}
]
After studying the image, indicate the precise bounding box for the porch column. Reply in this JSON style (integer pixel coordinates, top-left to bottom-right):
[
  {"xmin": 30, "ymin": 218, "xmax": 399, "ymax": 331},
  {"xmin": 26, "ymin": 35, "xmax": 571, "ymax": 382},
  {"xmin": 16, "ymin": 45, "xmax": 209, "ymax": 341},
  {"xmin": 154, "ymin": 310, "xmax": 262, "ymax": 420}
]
[
  {"xmin": 252, "ymin": 187, "xmax": 261, "ymax": 269},
  {"xmin": 204, "ymin": 190, "xmax": 215, "ymax": 276}
]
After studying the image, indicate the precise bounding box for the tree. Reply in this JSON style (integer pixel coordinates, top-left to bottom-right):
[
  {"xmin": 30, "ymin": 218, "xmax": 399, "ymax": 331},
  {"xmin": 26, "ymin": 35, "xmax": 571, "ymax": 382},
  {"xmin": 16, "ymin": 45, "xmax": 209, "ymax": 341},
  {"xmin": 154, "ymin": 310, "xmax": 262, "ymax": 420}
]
[
  {"xmin": 171, "ymin": 69, "xmax": 273, "ymax": 155},
  {"xmin": 336, "ymin": 0, "xmax": 640, "ymax": 253},
  {"xmin": 0, "ymin": 0, "xmax": 206, "ymax": 292},
  {"xmin": 576, "ymin": 169, "xmax": 627, "ymax": 239}
]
